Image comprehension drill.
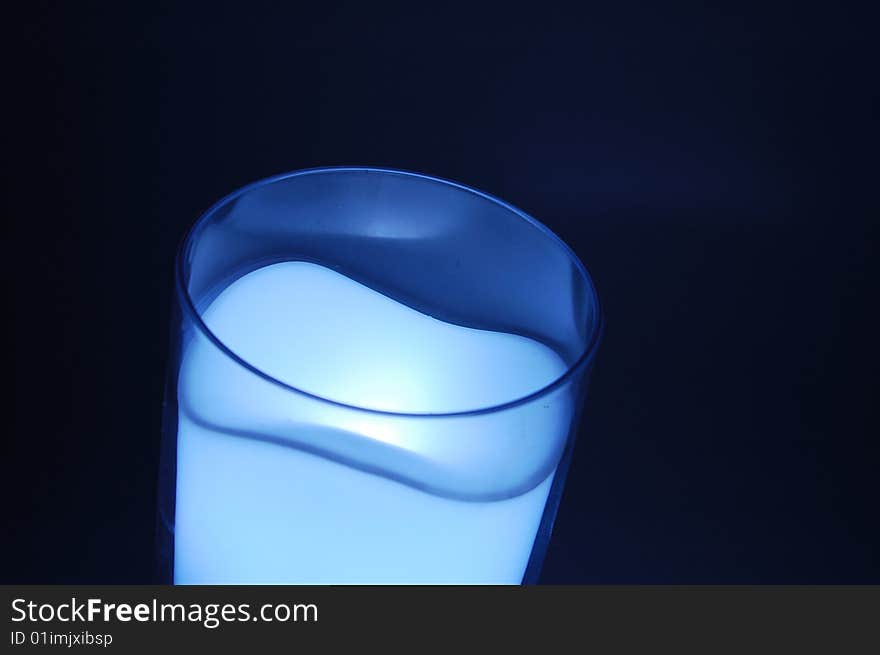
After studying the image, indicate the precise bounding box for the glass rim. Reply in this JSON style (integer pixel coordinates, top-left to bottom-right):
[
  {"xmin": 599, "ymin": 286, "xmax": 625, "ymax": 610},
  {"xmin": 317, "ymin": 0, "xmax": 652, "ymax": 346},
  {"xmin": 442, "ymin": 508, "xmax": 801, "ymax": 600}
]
[{"xmin": 175, "ymin": 166, "xmax": 604, "ymax": 418}]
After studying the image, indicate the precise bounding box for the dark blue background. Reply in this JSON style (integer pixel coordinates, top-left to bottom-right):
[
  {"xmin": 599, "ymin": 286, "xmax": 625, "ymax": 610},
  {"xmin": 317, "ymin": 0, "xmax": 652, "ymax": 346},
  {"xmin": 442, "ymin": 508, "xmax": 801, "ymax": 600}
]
[{"xmin": 8, "ymin": 2, "xmax": 878, "ymax": 582}]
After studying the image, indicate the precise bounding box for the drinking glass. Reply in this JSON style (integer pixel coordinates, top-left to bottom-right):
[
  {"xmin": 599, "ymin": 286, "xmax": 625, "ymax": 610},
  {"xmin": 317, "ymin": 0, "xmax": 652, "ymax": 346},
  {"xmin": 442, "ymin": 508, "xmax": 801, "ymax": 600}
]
[{"xmin": 156, "ymin": 167, "xmax": 603, "ymax": 584}]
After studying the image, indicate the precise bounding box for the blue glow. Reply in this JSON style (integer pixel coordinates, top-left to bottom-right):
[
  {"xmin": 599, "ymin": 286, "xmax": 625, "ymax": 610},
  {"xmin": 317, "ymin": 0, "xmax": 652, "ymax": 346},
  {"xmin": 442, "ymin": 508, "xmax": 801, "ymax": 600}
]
[{"xmin": 175, "ymin": 262, "xmax": 571, "ymax": 583}]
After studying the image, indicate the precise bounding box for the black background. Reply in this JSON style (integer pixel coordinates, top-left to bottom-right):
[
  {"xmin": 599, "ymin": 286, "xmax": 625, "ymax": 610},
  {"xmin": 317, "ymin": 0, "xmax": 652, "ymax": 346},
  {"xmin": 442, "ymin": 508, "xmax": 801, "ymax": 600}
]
[{"xmin": 8, "ymin": 2, "xmax": 877, "ymax": 583}]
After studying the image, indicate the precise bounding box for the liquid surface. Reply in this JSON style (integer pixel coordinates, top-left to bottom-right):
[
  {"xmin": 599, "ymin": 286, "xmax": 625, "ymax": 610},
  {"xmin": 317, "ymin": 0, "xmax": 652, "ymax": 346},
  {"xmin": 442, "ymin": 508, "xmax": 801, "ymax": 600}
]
[
  {"xmin": 200, "ymin": 261, "xmax": 564, "ymax": 413},
  {"xmin": 174, "ymin": 262, "xmax": 569, "ymax": 583}
]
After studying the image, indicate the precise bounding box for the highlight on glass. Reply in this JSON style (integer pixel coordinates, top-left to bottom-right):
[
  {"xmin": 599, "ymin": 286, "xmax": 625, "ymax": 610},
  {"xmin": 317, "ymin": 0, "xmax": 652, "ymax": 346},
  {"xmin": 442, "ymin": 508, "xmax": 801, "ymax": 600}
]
[{"xmin": 157, "ymin": 167, "xmax": 603, "ymax": 584}]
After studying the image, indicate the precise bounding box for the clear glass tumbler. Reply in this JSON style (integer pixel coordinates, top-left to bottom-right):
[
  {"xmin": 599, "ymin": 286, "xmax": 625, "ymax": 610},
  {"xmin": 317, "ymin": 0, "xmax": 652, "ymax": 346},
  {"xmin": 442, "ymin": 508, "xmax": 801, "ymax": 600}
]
[{"xmin": 156, "ymin": 167, "xmax": 603, "ymax": 584}]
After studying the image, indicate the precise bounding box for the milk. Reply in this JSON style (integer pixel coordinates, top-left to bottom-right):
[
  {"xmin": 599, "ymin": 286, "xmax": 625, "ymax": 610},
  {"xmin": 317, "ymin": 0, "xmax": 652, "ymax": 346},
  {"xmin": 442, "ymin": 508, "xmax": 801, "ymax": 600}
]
[{"xmin": 174, "ymin": 262, "xmax": 571, "ymax": 583}]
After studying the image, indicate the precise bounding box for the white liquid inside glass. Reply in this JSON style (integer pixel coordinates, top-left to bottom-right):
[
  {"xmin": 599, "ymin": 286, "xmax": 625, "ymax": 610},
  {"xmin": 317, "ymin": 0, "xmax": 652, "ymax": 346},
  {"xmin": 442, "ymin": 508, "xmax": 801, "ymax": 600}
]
[{"xmin": 174, "ymin": 262, "xmax": 568, "ymax": 583}]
